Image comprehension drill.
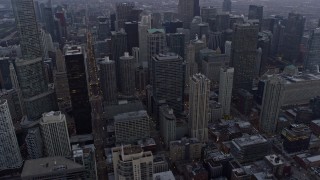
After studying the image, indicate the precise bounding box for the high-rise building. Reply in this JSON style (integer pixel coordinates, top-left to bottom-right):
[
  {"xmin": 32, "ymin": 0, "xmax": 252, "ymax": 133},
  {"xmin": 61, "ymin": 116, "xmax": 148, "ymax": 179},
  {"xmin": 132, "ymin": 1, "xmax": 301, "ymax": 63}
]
[
  {"xmin": 114, "ymin": 110, "xmax": 150, "ymax": 144},
  {"xmin": 216, "ymin": 13, "xmax": 230, "ymax": 32},
  {"xmin": 98, "ymin": 57, "xmax": 117, "ymax": 104},
  {"xmin": 138, "ymin": 15, "xmax": 152, "ymax": 66},
  {"xmin": 178, "ymin": 0, "xmax": 200, "ymax": 28},
  {"xmin": 0, "ymin": 100, "xmax": 23, "ymax": 170},
  {"xmin": 115, "ymin": 2, "xmax": 134, "ymax": 30},
  {"xmin": 281, "ymin": 124, "xmax": 311, "ymax": 153},
  {"xmin": 169, "ymin": 138, "xmax": 202, "ymax": 162},
  {"xmin": 125, "ymin": 21, "xmax": 139, "ymax": 55},
  {"xmin": 147, "ymin": 29, "xmax": 167, "ymax": 70},
  {"xmin": 25, "ymin": 127, "xmax": 43, "ymax": 159},
  {"xmin": 11, "ymin": 0, "xmax": 42, "ymax": 59},
  {"xmin": 119, "ymin": 52, "xmax": 136, "ymax": 95},
  {"xmin": 112, "ymin": 145, "xmax": 153, "ymax": 180},
  {"xmin": 43, "ymin": 2, "xmax": 57, "ymax": 42},
  {"xmin": 202, "ymin": 52, "xmax": 229, "ymax": 84},
  {"xmin": 189, "ymin": 74, "xmax": 210, "ymax": 142},
  {"xmin": 201, "ymin": 6, "xmax": 217, "ymax": 23},
  {"xmin": 219, "ymin": 67, "xmax": 234, "ymax": 115},
  {"xmin": 248, "ymin": 5, "xmax": 263, "ymax": 23},
  {"xmin": 222, "ymin": 0, "xmax": 231, "ymax": 12},
  {"xmin": 15, "ymin": 58, "xmax": 57, "ymax": 122},
  {"xmin": 259, "ymin": 76, "xmax": 285, "ymax": 134},
  {"xmin": 304, "ymin": 28, "xmax": 320, "ymax": 71},
  {"xmin": 72, "ymin": 144, "xmax": 97, "ymax": 180},
  {"xmin": 281, "ymin": 13, "xmax": 305, "ymax": 64},
  {"xmin": 159, "ymin": 105, "xmax": 176, "ymax": 148},
  {"xmin": 40, "ymin": 111, "xmax": 71, "ymax": 157},
  {"xmin": 97, "ymin": 16, "xmax": 110, "ymax": 40},
  {"xmin": 185, "ymin": 43, "xmax": 198, "ymax": 86},
  {"xmin": 231, "ymin": 23, "xmax": 259, "ymax": 91},
  {"xmin": 163, "ymin": 20, "xmax": 183, "ymax": 34},
  {"xmin": 166, "ymin": 33, "xmax": 185, "ymax": 59},
  {"xmin": 64, "ymin": 45, "xmax": 92, "ymax": 134},
  {"xmin": 111, "ymin": 30, "xmax": 127, "ymax": 88},
  {"xmin": 152, "ymin": 12, "xmax": 162, "ymax": 28},
  {"xmin": 21, "ymin": 156, "xmax": 86, "ymax": 179},
  {"xmin": 152, "ymin": 53, "xmax": 185, "ymax": 115}
]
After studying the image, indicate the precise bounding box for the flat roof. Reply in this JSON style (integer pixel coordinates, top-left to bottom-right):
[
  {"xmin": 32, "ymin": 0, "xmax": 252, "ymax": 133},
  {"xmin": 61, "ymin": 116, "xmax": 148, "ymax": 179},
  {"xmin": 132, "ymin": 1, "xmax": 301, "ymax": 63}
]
[
  {"xmin": 114, "ymin": 110, "xmax": 148, "ymax": 122},
  {"xmin": 21, "ymin": 156, "xmax": 84, "ymax": 177},
  {"xmin": 233, "ymin": 134, "xmax": 268, "ymax": 147},
  {"xmin": 153, "ymin": 171, "xmax": 175, "ymax": 180}
]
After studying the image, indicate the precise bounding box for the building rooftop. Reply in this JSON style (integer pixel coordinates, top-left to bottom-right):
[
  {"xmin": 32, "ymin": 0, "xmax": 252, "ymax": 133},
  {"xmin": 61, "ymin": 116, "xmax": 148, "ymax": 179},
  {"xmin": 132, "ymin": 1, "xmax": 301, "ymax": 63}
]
[
  {"xmin": 153, "ymin": 171, "xmax": 175, "ymax": 180},
  {"xmin": 21, "ymin": 156, "xmax": 84, "ymax": 178},
  {"xmin": 123, "ymin": 145, "xmax": 143, "ymax": 155},
  {"xmin": 232, "ymin": 134, "xmax": 268, "ymax": 147},
  {"xmin": 154, "ymin": 53, "xmax": 180, "ymax": 61},
  {"xmin": 104, "ymin": 101, "xmax": 144, "ymax": 120},
  {"xmin": 65, "ymin": 45, "xmax": 82, "ymax": 56},
  {"xmin": 114, "ymin": 110, "xmax": 148, "ymax": 122},
  {"xmin": 148, "ymin": 29, "xmax": 165, "ymax": 34},
  {"xmin": 265, "ymin": 154, "xmax": 284, "ymax": 166},
  {"xmin": 160, "ymin": 105, "xmax": 176, "ymax": 120}
]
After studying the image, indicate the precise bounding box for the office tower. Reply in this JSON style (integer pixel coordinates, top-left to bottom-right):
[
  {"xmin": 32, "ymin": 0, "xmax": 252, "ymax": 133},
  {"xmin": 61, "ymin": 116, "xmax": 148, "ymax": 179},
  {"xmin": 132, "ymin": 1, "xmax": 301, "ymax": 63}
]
[
  {"xmin": 99, "ymin": 57, "xmax": 117, "ymax": 104},
  {"xmin": 115, "ymin": 2, "xmax": 134, "ymax": 30},
  {"xmin": 189, "ymin": 74, "xmax": 210, "ymax": 142},
  {"xmin": 40, "ymin": 111, "xmax": 71, "ymax": 157},
  {"xmin": 110, "ymin": 13, "xmax": 116, "ymax": 31},
  {"xmin": 281, "ymin": 13, "xmax": 305, "ymax": 64},
  {"xmin": 114, "ymin": 110, "xmax": 150, "ymax": 144},
  {"xmin": 0, "ymin": 57, "xmax": 12, "ymax": 90},
  {"xmin": 0, "ymin": 89, "xmax": 23, "ymax": 122},
  {"xmin": 163, "ymin": 20, "xmax": 183, "ymax": 33},
  {"xmin": 259, "ymin": 76, "xmax": 285, "ymax": 134},
  {"xmin": 152, "ymin": 53, "xmax": 185, "ymax": 115},
  {"xmin": 112, "ymin": 145, "xmax": 153, "ymax": 180},
  {"xmin": 152, "ymin": 12, "xmax": 162, "ymax": 28},
  {"xmin": 147, "ymin": 29, "xmax": 167, "ymax": 72},
  {"xmin": 111, "ymin": 30, "xmax": 127, "ymax": 88},
  {"xmin": 97, "ymin": 16, "xmax": 110, "ymax": 40},
  {"xmin": 43, "ymin": 2, "xmax": 57, "ymax": 41},
  {"xmin": 54, "ymin": 49, "xmax": 71, "ymax": 112},
  {"xmin": 236, "ymin": 89, "xmax": 253, "ymax": 116},
  {"xmin": 230, "ymin": 134, "xmax": 271, "ymax": 163},
  {"xmin": 257, "ymin": 31, "xmax": 272, "ymax": 76},
  {"xmin": 72, "ymin": 144, "xmax": 97, "ymax": 179},
  {"xmin": 305, "ymin": 28, "xmax": 320, "ymax": 71},
  {"xmin": 201, "ymin": 6, "xmax": 217, "ymax": 23},
  {"xmin": 124, "ymin": 21, "xmax": 139, "ymax": 55},
  {"xmin": 55, "ymin": 11, "xmax": 67, "ymax": 40},
  {"xmin": 208, "ymin": 31, "xmax": 224, "ymax": 51},
  {"xmin": 216, "ymin": 13, "xmax": 230, "ymax": 32},
  {"xmin": 159, "ymin": 105, "xmax": 176, "ymax": 148},
  {"xmin": 9, "ymin": 62, "xmax": 25, "ymax": 116},
  {"xmin": 190, "ymin": 35, "xmax": 207, "ymax": 70},
  {"xmin": 178, "ymin": 0, "xmax": 200, "ymax": 28},
  {"xmin": 119, "ymin": 52, "xmax": 136, "ymax": 95},
  {"xmin": 0, "ymin": 100, "xmax": 23, "ymax": 170},
  {"xmin": 135, "ymin": 66, "xmax": 148, "ymax": 92},
  {"xmin": 281, "ymin": 124, "xmax": 311, "ymax": 153},
  {"xmin": 15, "ymin": 58, "xmax": 57, "ymax": 122},
  {"xmin": 11, "ymin": 0, "xmax": 42, "ymax": 58},
  {"xmin": 64, "ymin": 45, "xmax": 92, "ymax": 134},
  {"xmin": 219, "ymin": 67, "xmax": 234, "ymax": 115},
  {"xmin": 166, "ymin": 33, "xmax": 185, "ymax": 58},
  {"xmin": 163, "ymin": 12, "xmax": 178, "ymax": 22},
  {"xmin": 169, "ymin": 138, "xmax": 202, "ymax": 162},
  {"xmin": 225, "ymin": 41, "xmax": 232, "ymax": 57},
  {"xmin": 248, "ymin": 5, "xmax": 263, "ymax": 22},
  {"xmin": 132, "ymin": 47, "xmax": 140, "ymax": 64},
  {"xmin": 25, "ymin": 127, "xmax": 43, "ymax": 159},
  {"xmin": 311, "ymin": 96, "xmax": 320, "ymax": 119},
  {"xmin": 190, "ymin": 16, "xmax": 202, "ymax": 40},
  {"xmin": 185, "ymin": 43, "xmax": 197, "ymax": 86},
  {"xmin": 209, "ymin": 101, "xmax": 223, "ymax": 123},
  {"xmin": 139, "ymin": 15, "xmax": 151, "ymax": 66},
  {"xmin": 129, "ymin": 8, "xmax": 143, "ymax": 22},
  {"xmin": 231, "ymin": 23, "xmax": 259, "ymax": 91},
  {"xmin": 21, "ymin": 157, "xmax": 86, "ymax": 179},
  {"xmin": 222, "ymin": 0, "xmax": 231, "ymax": 12}
]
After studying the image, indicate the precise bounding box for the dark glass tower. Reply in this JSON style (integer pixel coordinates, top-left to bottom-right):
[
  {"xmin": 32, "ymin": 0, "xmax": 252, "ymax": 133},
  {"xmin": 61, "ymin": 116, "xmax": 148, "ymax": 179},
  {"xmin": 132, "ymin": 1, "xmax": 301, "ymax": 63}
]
[
  {"xmin": 124, "ymin": 21, "xmax": 139, "ymax": 54},
  {"xmin": 64, "ymin": 45, "xmax": 92, "ymax": 134}
]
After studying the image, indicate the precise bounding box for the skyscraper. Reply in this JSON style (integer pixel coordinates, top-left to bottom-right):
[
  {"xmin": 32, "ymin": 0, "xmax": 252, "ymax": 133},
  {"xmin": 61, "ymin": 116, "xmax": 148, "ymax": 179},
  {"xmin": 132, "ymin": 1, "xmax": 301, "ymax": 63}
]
[
  {"xmin": 147, "ymin": 29, "xmax": 167, "ymax": 74},
  {"xmin": 25, "ymin": 127, "xmax": 43, "ymax": 159},
  {"xmin": 152, "ymin": 53, "xmax": 185, "ymax": 115},
  {"xmin": 231, "ymin": 23, "xmax": 259, "ymax": 91},
  {"xmin": 218, "ymin": 67, "xmax": 234, "ymax": 115},
  {"xmin": 40, "ymin": 111, "xmax": 71, "ymax": 157},
  {"xmin": 304, "ymin": 28, "xmax": 320, "ymax": 71},
  {"xmin": 189, "ymin": 74, "xmax": 210, "ymax": 142},
  {"xmin": 98, "ymin": 57, "xmax": 117, "ymax": 104},
  {"xmin": 259, "ymin": 76, "xmax": 285, "ymax": 134},
  {"xmin": 119, "ymin": 52, "xmax": 136, "ymax": 95},
  {"xmin": 178, "ymin": 0, "xmax": 200, "ymax": 28},
  {"xmin": 124, "ymin": 21, "xmax": 139, "ymax": 55},
  {"xmin": 222, "ymin": 0, "xmax": 231, "ymax": 12},
  {"xmin": 97, "ymin": 16, "xmax": 110, "ymax": 40},
  {"xmin": 248, "ymin": 5, "xmax": 263, "ymax": 22},
  {"xmin": 159, "ymin": 105, "xmax": 176, "ymax": 148},
  {"xmin": 166, "ymin": 33, "xmax": 185, "ymax": 59},
  {"xmin": 11, "ymin": 0, "xmax": 42, "ymax": 59},
  {"xmin": 64, "ymin": 45, "xmax": 92, "ymax": 134},
  {"xmin": 281, "ymin": 13, "xmax": 305, "ymax": 64},
  {"xmin": 138, "ymin": 15, "xmax": 152, "ymax": 66},
  {"xmin": 0, "ymin": 100, "xmax": 23, "ymax": 170},
  {"xmin": 111, "ymin": 30, "xmax": 127, "ymax": 88},
  {"xmin": 115, "ymin": 2, "xmax": 135, "ymax": 30}
]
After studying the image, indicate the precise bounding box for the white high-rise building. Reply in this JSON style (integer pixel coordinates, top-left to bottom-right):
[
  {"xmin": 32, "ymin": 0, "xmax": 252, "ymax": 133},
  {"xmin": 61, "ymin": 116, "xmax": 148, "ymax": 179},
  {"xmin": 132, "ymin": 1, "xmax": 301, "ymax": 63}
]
[
  {"xmin": 112, "ymin": 145, "xmax": 153, "ymax": 180},
  {"xmin": 259, "ymin": 76, "xmax": 285, "ymax": 134},
  {"xmin": 189, "ymin": 74, "xmax": 210, "ymax": 142},
  {"xmin": 218, "ymin": 67, "xmax": 234, "ymax": 115},
  {"xmin": 40, "ymin": 111, "xmax": 71, "ymax": 157},
  {"xmin": 0, "ymin": 100, "xmax": 23, "ymax": 170}
]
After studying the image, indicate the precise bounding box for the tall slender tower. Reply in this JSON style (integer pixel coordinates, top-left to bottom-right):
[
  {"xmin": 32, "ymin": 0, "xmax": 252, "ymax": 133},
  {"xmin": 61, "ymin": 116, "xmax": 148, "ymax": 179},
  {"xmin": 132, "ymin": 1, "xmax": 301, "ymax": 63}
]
[
  {"xmin": 0, "ymin": 100, "xmax": 23, "ymax": 170},
  {"xmin": 259, "ymin": 76, "xmax": 285, "ymax": 134},
  {"xmin": 189, "ymin": 74, "xmax": 210, "ymax": 142},
  {"xmin": 222, "ymin": 0, "xmax": 231, "ymax": 12},
  {"xmin": 119, "ymin": 52, "xmax": 136, "ymax": 95},
  {"xmin": 138, "ymin": 15, "xmax": 151, "ymax": 66},
  {"xmin": 218, "ymin": 67, "xmax": 234, "ymax": 115},
  {"xmin": 87, "ymin": 32, "xmax": 107, "ymax": 180},
  {"xmin": 178, "ymin": 0, "xmax": 200, "ymax": 28},
  {"xmin": 304, "ymin": 28, "xmax": 320, "ymax": 71},
  {"xmin": 99, "ymin": 57, "xmax": 117, "ymax": 104}
]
